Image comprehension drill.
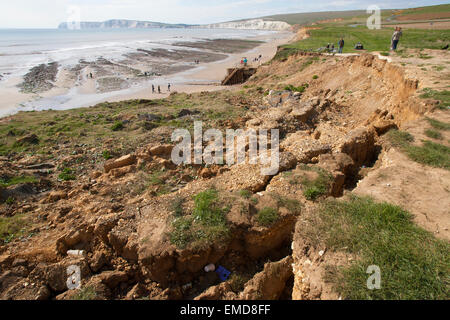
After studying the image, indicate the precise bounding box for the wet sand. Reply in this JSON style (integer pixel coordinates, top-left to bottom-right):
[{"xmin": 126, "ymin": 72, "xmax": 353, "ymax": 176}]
[
  {"xmin": 0, "ymin": 32, "xmax": 293, "ymax": 117},
  {"xmin": 106, "ymin": 32, "xmax": 293, "ymax": 102}
]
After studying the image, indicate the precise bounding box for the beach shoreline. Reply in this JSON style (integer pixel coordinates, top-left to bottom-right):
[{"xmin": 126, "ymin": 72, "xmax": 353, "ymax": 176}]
[{"xmin": 0, "ymin": 31, "xmax": 293, "ymax": 118}]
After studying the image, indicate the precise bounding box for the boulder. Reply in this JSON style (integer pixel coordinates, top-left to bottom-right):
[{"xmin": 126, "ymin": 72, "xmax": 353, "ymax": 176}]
[
  {"xmin": 47, "ymin": 190, "xmax": 67, "ymax": 202},
  {"xmin": 239, "ymin": 256, "xmax": 293, "ymax": 300},
  {"xmin": 89, "ymin": 251, "xmax": 108, "ymax": 273},
  {"xmin": 104, "ymin": 154, "xmax": 136, "ymax": 173},
  {"xmin": 29, "ymin": 259, "xmax": 90, "ymax": 292},
  {"xmin": 281, "ymin": 134, "xmax": 331, "ymax": 164},
  {"xmin": 97, "ymin": 271, "xmax": 128, "ymax": 289},
  {"xmin": 148, "ymin": 144, "xmax": 174, "ymax": 157}
]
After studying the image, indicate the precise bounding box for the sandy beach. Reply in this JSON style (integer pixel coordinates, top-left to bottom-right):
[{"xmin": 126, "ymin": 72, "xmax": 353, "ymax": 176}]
[{"xmin": 0, "ymin": 31, "xmax": 293, "ymax": 117}]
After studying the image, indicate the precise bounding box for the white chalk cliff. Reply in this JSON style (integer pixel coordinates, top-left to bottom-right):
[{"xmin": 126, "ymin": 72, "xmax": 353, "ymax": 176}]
[{"xmin": 203, "ymin": 19, "xmax": 292, "ymax": 31}]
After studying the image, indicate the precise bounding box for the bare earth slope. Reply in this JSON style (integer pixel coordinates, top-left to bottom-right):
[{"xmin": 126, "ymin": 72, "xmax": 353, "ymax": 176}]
[{"xmin": 0, "ymin": 48, "xmax": 448, "ymax": 300}]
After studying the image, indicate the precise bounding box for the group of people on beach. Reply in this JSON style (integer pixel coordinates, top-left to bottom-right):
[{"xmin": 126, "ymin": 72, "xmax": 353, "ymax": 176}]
[
  {"xmin": 253, "ymin": 54, "xmax": 263, "ymax": 62},
  {"xmin": 240, "ymin": 54, "xmax": 262, "ymax": 67},
  {"xmin": 152, "ymin": 83, "xmax": 171, "ymax": 94}
]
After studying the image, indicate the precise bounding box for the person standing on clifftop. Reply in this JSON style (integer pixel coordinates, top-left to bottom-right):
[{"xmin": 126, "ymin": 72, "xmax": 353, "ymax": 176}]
[
  {"xmin": 391, "ymin": 27, "xmax": 403, "ymax": 51},
  {"xmin": 338, "ymin": 38, "xmax": 344, "ymax": 54}
]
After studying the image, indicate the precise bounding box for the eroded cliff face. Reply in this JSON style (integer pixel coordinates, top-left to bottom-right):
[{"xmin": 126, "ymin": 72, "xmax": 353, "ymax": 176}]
[
  {"xmin": 1, "ymin": 51, "xmax": 446, "ymax": 300},
  {"xmin": 58, "ymin": 20, "xmax": 191, "ymax": 29},
  {"xmin": 204, "ymin": 19, "xmax": 292, "ymax": 31}
]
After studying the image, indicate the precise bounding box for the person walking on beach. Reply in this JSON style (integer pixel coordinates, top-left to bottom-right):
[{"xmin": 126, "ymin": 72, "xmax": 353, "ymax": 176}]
[
  {"xmin": 158, "ymin": 85, "xmax": 161, "ymax": 94},
  {"xmin": 168, "ymin": 83, "xmax": 171, "ymax": 92},
  {"xmin": 338, "ymin": 38, "xmax": 344, "ymax": 54},
  {"xmin": 152, "ymin": 84, "xmax": 155, "ymax": 93},
  {"xmin": 391, "ymin": 27, "xmax": 403, "ymax": 51}
]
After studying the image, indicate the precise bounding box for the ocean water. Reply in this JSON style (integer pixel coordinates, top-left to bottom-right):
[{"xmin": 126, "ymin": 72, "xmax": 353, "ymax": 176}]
[
  {"xmin": 0, "ymin": 28, "xmax": 272, "ymax": 77},
  {"xmin": 0, "ymin": 28, "xmax": 279, "ymax": 117}
]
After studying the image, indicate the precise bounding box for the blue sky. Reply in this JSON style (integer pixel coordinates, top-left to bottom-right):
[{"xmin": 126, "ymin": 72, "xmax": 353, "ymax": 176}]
[{"xmin": 0, "ymin": 0, "xmax": 449, "ymax": 28}]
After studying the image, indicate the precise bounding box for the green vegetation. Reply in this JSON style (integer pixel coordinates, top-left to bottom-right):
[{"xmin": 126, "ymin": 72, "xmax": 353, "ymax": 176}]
[
  {"xmin": 424, "ymin": 129, "xmax": 443, "ymax": 140},
  {"xmin": 282, "ymin": 25, "xmax": 450, "ymax": 55},
  {"xmin": 0, "ymin": 214, "xmax": 29, "ymax": 243},
  {"xmin": 262, "ymin": 10, "xmax": 368, "ymax": 26},
  {"xmin": 284, "ymin": 83, "xmax": 309, "ymax": 93},
  {"xmin": 426, "ymin": 118, "xmax": 450, "ymax": 131},
  {"xmin": 0, "ymin": 91, "xmax": 246, "ymax": 158},
  {"xmin": 386, "ymin": 129, "xmax": 414, "ymax": 147},
  {"xmin": 169, "ymin": 189, "xmax": 230, "ymax": 249},
  {"xmin": 147, "ymin": 170, "xmax": 171, "ymax": 195},
  {"xmin": 387, "ymin": 130, "xmax": 449, "ymax": 170},
  {"xmin": 171, "ymin": 196, "xmax": 184, "ymax": 217},
  {"xmin": 111, "ymin": 121, "xmax": 124, "ymax": 131},
  {"xmin": 407, "ymin": 141, "xmax": 450, "ymax": 169},
  {"xmin": 239, "ymin": 189, "xmax": 252, "ymax": 199},
  {"xmin": 418, "ymin": 53, "xmax": 433, "ymax": 60},
  {"xmin": 306, "ymin": 196, "xmax": 449, "ymax": 299},
  {"xmin": 71, "ymin": 286, "xmax": 97, "ymax": 300},
  {"xmin": 300, "ymin": 167, "xmax": 333, "ymax": 201},
  {"xmin": 272, "ymin": 193, "xmax": 302, "ymax": 214},
  {"xmin": 102, "ymin": 150, "xmax": 112, "ymax": 160},
  {"xmin": 257, "ymin": 207, "xmax": 279, "ymax": 226},
  {"xmin": 0, "ymin": 175, "xmax": 38, "ymax": 187},
  {"xmin": 263, "ymin": 4, "xmax": 450, "ymax": 27},
  {"xmin": 58, "ymin": 168, "xmax": 76, "ymax": 181},
  {"xmin": 5, "ymin": 196, "xmax": 15, "ymax": 205},
  {"xmin": 312, "ymin": 75, "xmax": 319, "ymax": 79},
  {"xmin": 420, "ymin": 89, "xmax": 450, "ymax": 110},
  {"xmin": 398, "ymin": 4, "xmax": 450, "ymax": 16}
]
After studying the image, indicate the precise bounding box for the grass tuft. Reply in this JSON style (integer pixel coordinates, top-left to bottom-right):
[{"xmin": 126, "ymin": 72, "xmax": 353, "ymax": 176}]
[
  {"xmin": 301, "ymin": 167, "xmax": 333, "ymax": 201},
  {"xmin": 0, "ymin": 214, "xmax": 29, "ymax": 243},
  {"xmin": 168, "ymin": 189, "xmax": 230, "ymax": 249},
  {"xmin": 426, "ymin": 118, "xmax": 450, "ymax": 131},
  {"xmin": 0, "ymin": 175, "xmax": 38, "ymax": 187},
  {"xmin": 257, "ymin": 207, "xmax": 279, "ymax": 226},
  {"xmin": 304, "ymin": 196, "xmax": 450, "ymax": 300},
  {"xmin": 387, "ymin": 130, "xmax": 449, "ymax": 169},
  {"xmin": 420, "ymin": 89, "xmax": 450, "ymax": 110},
  {"xmin": 424, "ymin": 129, "xmax": 443, "ymax": 140},
  {"xmin": 58, "ymin": 168, "xmax": 76, "ymax": 181},
  {"xmin": 71, "ymin": 286, "xmax": 97, "ymax": 300}
]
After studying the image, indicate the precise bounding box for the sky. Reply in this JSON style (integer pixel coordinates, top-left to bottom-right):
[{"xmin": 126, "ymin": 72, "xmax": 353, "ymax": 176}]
[{"xmin": 0, "ymin": 0, "xmax": 449, "ymax": 28}]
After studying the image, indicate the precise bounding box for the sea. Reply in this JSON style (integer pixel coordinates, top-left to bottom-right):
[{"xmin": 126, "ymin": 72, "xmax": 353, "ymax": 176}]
[
  {"xmin": 0, "ymin": 28, "xmax": 272, "ymax": 79},
  {"xmin": 0, "ymin": 28, "xmax": 276, "ymax": 117}
]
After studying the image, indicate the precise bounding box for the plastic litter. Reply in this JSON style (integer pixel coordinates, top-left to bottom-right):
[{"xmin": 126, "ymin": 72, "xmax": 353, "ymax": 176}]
[
  {"xmin": 67, "ymin": 250, "xmax": 85, "ymax": 257},
  {"xmin": 204, "ymin": 264, "xmax": 216, "ymax": 272},
  {"xmin": 215, "ymin": 265, "xmax": 231, "ymax": 281}
]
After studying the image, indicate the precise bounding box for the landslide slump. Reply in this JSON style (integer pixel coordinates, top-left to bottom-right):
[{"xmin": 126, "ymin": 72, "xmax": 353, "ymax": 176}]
[{"xmin": 0, "ymin": 52, "xmax": 432, "ymax": 300}]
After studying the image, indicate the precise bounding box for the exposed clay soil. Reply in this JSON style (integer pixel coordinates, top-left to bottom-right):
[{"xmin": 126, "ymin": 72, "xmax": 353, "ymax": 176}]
[{"xmin": 0, "ymin": 49, "xmax": 448, "ymax": 300}]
